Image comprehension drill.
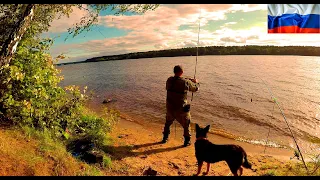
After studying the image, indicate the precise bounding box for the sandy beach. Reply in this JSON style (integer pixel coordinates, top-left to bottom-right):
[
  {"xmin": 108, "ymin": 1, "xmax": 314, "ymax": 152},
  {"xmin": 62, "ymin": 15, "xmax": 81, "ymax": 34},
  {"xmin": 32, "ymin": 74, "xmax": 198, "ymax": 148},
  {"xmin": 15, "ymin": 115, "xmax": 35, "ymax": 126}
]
[{"xmin": 100, "ymin": 110, "xmax": 299, "ymax": 176}]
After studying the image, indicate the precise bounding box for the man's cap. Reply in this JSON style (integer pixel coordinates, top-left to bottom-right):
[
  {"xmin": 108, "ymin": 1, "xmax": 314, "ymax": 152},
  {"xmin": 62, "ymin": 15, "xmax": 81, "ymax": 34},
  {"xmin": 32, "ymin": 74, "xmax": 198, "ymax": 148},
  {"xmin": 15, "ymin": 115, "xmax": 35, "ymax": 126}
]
[{"xmin": 174, "ymin": 65, "xmax": 183, "ymax": 74}]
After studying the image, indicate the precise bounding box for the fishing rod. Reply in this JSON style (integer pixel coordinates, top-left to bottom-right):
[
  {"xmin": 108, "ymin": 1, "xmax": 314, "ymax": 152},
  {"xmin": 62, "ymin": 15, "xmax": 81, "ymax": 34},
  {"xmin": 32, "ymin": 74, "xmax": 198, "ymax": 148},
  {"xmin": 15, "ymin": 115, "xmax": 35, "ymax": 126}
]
[
  {"xmin": 175, "ymin": 9, "xmax": 202, "ymax": 137},
  {"xmin": 257, "ymin": 76, "xmax": 309, "ymax": 173},
  {"xmin": 191, "ymin": 9, "xmax": 201, "ymax": 102}
]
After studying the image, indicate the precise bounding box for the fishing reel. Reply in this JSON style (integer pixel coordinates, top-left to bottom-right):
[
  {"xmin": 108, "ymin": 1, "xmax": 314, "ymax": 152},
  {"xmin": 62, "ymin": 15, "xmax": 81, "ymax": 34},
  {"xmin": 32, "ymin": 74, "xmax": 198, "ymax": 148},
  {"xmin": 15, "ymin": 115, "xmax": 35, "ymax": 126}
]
[{"xmin": 183, "ymin": 104, "xmax": 191, "ymax": 112}]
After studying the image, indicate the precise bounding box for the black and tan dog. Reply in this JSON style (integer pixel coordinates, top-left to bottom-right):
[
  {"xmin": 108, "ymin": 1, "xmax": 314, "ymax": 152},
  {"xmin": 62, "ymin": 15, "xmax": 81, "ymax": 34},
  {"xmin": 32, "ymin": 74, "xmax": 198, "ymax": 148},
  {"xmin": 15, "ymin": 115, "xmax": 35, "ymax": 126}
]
[{"xmin": 194, "ymin": 124, "xmax": 252, "ymax": 176}]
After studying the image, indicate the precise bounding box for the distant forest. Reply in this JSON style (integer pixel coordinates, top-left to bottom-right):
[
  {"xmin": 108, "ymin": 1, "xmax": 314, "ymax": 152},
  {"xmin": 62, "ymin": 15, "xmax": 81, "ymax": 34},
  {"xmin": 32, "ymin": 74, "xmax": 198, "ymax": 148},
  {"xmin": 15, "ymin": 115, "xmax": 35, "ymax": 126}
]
[{"xmin": 57, "ymin": 45, "xmax": 320, "ymax": 65}]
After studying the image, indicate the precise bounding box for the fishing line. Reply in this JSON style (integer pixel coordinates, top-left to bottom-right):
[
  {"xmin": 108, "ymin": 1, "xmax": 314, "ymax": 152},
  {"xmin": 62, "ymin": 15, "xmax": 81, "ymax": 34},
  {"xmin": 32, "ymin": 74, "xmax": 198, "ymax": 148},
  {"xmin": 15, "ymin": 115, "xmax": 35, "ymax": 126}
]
[
  {"xmin": 256, "ymin": 75, "xmax": 309, "ymax": 173},
  {"xmin": 191, "ymin": 8, "xmax": 201, "ymax": 102},
  {"xmin": 96, "ymin": 25, "xmax": 108, "ymax": 39},
  {"xmin": 240, "ymin": 58, "xmax": 309, "ymax": 173},
  {"xmin": 264, "ymin": 102, "xmax": 275, "ymax": 153},
  {"xmin": 174, "ymin": 9, "xmax": 202, "ymax": 138}
]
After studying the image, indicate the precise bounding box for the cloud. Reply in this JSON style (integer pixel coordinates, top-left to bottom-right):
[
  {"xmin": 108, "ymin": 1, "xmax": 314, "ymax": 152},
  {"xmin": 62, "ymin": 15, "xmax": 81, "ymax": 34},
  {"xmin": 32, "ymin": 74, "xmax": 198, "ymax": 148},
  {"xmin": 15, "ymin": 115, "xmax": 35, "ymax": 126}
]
[
  {"xmin": 48, "ymin": 5, "xmax": 90, "ymax": 33},
  {"xmin": 86, "ymin": 4, "xmax": 239, "ymax": 53},
  {"xmin": 220, "ymin": 36, "xmax": 246, "ymax": 43},
  {"xmin": 229, "ymin": 4, "xmax": 267, "ymax": 12},
  {"xmin": 219, "ymin": 34, "xmax": 260, "ymax": 44},
  {"xmin": 247, "ymin": 35, "xmax": 260, "ymax": 40},
  {"xmin": 97, "ymin": 4, "xmax": 236, "ymax": 32},
  {"xmin": 220, "ymin": 21, "xmax": 238, "ymax": 28},
  {"xmin": 154, "ymin": 42, "xmax": 170, "ymax": 49},
  {"xmin": 225, "ymin": 22, "xmax": 237, "ymax": 25},
  {"xmin": 50, "ymin": 4, "xmax": 320, "ymax": 62}
]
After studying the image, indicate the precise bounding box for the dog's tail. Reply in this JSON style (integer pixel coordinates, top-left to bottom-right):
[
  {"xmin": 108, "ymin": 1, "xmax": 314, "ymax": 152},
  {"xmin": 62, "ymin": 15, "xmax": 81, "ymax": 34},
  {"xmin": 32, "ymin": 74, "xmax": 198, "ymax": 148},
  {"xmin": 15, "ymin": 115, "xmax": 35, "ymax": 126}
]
[{"xmin": 242, "ymin": 151, "xmax": 252, "ymax": 169}]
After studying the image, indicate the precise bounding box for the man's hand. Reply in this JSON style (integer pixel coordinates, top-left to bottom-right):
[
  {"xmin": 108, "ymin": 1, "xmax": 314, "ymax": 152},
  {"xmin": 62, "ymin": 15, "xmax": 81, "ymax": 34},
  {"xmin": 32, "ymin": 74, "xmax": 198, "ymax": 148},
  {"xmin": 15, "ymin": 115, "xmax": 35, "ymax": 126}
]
[{"xmin": 191, "ymin": 78, "xmax": 198, "ymax": 83}]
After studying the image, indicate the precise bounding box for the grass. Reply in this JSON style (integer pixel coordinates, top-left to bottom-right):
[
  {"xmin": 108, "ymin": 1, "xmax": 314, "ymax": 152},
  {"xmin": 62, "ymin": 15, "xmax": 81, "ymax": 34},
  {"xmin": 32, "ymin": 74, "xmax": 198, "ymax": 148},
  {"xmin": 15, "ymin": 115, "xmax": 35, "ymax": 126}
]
[
  {"xmin": 0, "ymin": 126, "xmax": 108, "ymax": 176},
  {"xmin": 0, "ymin": 105, "xmax": 120, "ymax": 176},
  {"xmin": 82, "ymin": 166, "xmax": 105, "ymax": 176},
  {"xmin": 258, "ymin": 159, "xmax": 320, "ymax": 176},
  {"xmin": 102, "ymin": 155, "xmax": 112, "ymax": 168},
  {"xmin": 263, "ymin": 170, "xmax": 276, "ymax": 176},
  {"xmin": 251, "ymin": 151, "xmax": 319, "ymax": 176}
]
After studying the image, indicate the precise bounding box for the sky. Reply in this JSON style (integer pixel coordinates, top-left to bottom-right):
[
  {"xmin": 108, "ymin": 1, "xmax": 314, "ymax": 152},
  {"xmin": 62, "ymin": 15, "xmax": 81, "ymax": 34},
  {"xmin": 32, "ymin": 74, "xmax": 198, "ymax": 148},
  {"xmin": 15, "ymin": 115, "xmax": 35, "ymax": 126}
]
[{"xmin": 42, "ymin": 4, "xmax": 320, "ymax": 63}]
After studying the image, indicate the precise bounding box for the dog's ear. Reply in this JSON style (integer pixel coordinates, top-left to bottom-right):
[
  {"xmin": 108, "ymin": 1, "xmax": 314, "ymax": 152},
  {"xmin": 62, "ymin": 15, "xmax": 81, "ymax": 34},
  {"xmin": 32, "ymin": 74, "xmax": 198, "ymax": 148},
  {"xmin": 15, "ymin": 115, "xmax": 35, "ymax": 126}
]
[
  {"xmin": 195, "ymin": 124, "xmax": 200, "ymax": 132},
  {"xmin": 204, "ymin": 125, "xmax": 210, "ymax": 132}
]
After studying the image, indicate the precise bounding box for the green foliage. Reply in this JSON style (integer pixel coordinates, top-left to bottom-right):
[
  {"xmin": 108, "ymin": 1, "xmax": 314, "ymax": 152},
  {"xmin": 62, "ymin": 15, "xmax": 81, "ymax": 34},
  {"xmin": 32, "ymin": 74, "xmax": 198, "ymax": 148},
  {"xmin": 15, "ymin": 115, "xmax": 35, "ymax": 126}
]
[
  {"xmin": 282, "ymin": 150, "xmax": 320, "ymax": 176},
  {"xmin": 9, "ymin": 126, "xmax": 105, "ymax": 176},
  {"xmin": 0, "ymin": 36, "xmax": 88, "ymax": 137},
  {"xmin": 68, "ymin": 108, "xmax": 119, "ymax": 146},
  {"xmin": 263, "ymin": 170, "xmax": 276, "ymax": 176},
  {"xmin": 0, "ymin": 23, "xmax": 119, "ymax": 141},
  {"xmin": 0, "ymin": 4, "xmax": 157, "ymax": 168},
  {"xmin": 102, "ymin": 155, "xmax": 112, "ymax": 168},
  {"xmin": 81, "ymin": 166, "xmax": 105, "ymax": 176},
  {"xmin": 304, "ymin": 153, "xmax": 320, "ymax": 175},
  {"xmin": 0, "ymin": 22, "xmax": 120, "ymax": 140}
]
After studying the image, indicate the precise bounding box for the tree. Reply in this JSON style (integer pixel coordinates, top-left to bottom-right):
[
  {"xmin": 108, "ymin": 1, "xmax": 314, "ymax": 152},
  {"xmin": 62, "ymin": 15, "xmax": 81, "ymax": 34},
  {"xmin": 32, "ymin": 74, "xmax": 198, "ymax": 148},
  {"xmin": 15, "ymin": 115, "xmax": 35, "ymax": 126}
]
[
  {"xmin": 0, "ymin": 4, "xmax": 159, "ymax": 68},
  {"xmin": 0, "ymin": 4, "xmax": 159, "ymax": 134},
  {"xmin": 0, "ymin": 4, "xmax": 35, "ymax": 67}
]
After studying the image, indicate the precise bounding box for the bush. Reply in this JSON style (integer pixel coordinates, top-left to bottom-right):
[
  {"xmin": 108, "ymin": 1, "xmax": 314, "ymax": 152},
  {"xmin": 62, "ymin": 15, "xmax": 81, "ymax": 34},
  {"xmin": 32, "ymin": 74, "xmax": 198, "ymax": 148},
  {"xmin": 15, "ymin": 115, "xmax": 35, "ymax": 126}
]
[
  {"xmin": 67, "ymin": 108, "xmax": 119, "ymax": 147},
  {"xmin": 0, "ymin": 36, "xmax": 119, "ymax": 144},
  {"xmin": 0, "ymin": 20, "xmax": 119, "ymax": 168},
  {"xmin": 1, "ymin": 38, "xmax": 68, "ymax": 133}
]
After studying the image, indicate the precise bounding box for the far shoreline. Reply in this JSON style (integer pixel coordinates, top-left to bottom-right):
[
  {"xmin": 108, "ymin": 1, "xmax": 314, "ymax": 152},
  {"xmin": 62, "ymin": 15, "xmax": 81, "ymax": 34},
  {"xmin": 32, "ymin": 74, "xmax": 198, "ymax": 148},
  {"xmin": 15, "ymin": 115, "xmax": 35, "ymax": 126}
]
[
  {"xmin": 55, "ymin": 45, "xmax": 320, "ymax": 66},
  {"xmin": 55, "ymin": 54, "xmax": 320, "ymax": 66}
]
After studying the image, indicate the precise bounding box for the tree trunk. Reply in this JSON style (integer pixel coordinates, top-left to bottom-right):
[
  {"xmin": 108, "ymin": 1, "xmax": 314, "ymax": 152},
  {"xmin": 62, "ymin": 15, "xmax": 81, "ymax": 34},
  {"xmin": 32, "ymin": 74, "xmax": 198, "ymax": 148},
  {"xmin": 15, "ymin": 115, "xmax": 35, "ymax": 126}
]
[{"xmin": 0, "ymin": 4, "xmax": 35, "ymax": 67}]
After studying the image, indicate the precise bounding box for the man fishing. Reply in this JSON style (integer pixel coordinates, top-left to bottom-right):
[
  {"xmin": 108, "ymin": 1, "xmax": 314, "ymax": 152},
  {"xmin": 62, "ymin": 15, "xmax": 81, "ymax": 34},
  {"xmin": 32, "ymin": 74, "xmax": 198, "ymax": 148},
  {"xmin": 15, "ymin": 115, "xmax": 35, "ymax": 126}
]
[{"xmin": 161, "ymin": 65, "xmax": 200, "ymax": 147}]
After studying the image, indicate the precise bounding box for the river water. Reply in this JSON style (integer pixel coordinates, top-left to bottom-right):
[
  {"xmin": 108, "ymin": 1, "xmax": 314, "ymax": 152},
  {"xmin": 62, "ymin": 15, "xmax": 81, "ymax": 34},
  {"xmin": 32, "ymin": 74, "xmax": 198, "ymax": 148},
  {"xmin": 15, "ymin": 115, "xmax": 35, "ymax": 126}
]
[{"xmin": 58, "ymin": 55, "xmax": 320, "ymax": 153}]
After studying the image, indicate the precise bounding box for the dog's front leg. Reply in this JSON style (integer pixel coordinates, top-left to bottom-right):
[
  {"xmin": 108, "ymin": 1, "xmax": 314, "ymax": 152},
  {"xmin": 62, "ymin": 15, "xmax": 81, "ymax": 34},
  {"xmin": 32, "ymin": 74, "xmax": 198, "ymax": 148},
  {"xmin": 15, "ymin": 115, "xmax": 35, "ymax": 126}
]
[
  {"xmin": 239, "ymin": 167, "xmax": 243, "ymax": 176},
  {"xmin": 193, "ymin": 161, "xmax": 203, "ymax": 176},
  {"xmin": 202, "ymin": 162, "xmax": 210, "ymax": 175}
]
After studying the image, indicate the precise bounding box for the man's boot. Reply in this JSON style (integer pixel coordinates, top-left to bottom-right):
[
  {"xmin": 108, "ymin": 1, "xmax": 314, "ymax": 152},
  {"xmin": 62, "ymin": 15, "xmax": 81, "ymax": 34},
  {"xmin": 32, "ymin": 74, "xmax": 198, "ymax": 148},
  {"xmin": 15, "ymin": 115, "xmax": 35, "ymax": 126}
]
[
  {"xmin": 161, "ymin": 133, "xmax": 169, "ymax": 144},
  {"xmin": 183, "ymin": 136, "xmax": 191, "ymax": 147}
]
